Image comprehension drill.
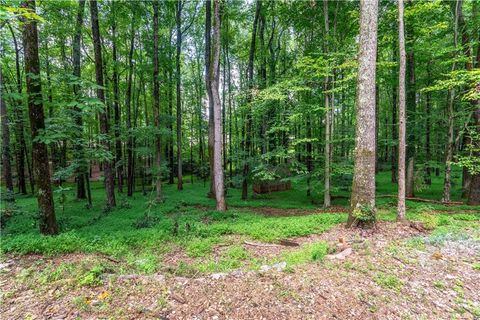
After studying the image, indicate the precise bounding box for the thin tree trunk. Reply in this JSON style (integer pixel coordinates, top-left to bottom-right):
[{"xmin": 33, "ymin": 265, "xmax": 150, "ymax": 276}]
[
  {"xmin": 391, "ymin": 43, "xmax": 398, "ymax": 183},
  {"xmin": 211, "ymin": 0, "xmax": 226, "ymax": 211},
  {"xmin": 397, "ymin": 0, "xmax": 406, "ymax": 221},
  {"xmin": 72, "ymin": 0, "xmax": 87, "ymax": 200},
  {"xmin": 323, "ymin": 0, "xmax": 331, "ymax": 208},
  {"xmin": 90, "ymin": 0, "xmax": 116, "ymax": 208},
  {"xmin": 1, "ymin": 66, "xmax": 14, "ymax": 197},
  {"xmin": 8, "ymin": 23, "xmax": 27, "ymax": 195},
  {"xmin": 405, "ymin": 0, "xmax": 416, "ymax": 197},
  {"xmin": 111, "ymin": 7, "xmax": 123, "ymax": 194},
  {"xmin": 176, "ymin": 0, "xmax": 183, "ymax": 191},
  {"xmin": 443, "ymin": 90, "xmax": 455, "ymax": 202},
  {"xmin": 126, "ymin": 21, "xmax": 135, "ymax": 197},
  {"xmin": 22, "ymin": 0, "xmax": 58, "ymax": 235},
  {"xmin": 153, "ymin": 0, "xmax": 162, "ymax": 201},
  {"xmin": 443, "ymin": 2, "xmax": 461, "ymax": 202},
  {"xmin": 205, "ymin": 0, "xmax": 216, "ymax": 198},
  {"xmin": 242, "ymin": 0, "xmax": 261, "ymax": 200},
  {"xmin": 425, "ymin": 62, "xmax": 432, "ymax": 185},
  {"xmin": 347, "ymin": 0, "xmax": 378, "ymax": 228}
]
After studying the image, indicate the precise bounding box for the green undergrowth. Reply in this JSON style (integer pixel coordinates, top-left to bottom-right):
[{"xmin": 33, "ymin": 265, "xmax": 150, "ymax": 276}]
[{"xmin": 1, "ymin": 170, "xmax": 479, "ymax": 277}]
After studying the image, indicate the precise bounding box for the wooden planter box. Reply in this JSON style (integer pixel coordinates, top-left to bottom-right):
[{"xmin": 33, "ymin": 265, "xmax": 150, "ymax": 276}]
[{"xmin": 253, "ymin": 180, "xmax": 291, "ymax": 194}]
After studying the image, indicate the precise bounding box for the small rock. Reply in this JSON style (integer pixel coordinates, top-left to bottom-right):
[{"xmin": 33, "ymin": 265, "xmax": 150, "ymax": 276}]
[
  {"xmin": 272, "ymin": 261, "xmax": 287, "ymax": 271},
  {"xmin": 91, "ymin": 299, "xmax": 101, "ymax": 306},
  {"xmin": 211, "ymin": 273, "xmax": 227, "ymax": 280},
  {"xmin": 260, "ymin": 265, "xmax": 271, "ymax": 272},
  {"xmin": 326, "ymin": 247, "xmax": 353, "ymax": 260}
]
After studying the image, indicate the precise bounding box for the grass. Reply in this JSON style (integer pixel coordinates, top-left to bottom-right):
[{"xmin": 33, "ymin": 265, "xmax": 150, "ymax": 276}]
[{"xmin": 1, "ymin": 169, "xmax": 479, "ymax": 276}]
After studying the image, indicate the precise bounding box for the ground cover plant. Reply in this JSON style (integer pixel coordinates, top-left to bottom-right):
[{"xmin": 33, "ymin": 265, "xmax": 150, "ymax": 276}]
[{"xmin": 1, "ymin": 0, "xmax": 480, "ymax": 318}]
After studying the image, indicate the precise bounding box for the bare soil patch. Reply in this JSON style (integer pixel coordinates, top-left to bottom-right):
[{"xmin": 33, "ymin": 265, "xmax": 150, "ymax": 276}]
[{"xmin": 1, "ymin": 221, "xmax": 479, "ymax": 319}]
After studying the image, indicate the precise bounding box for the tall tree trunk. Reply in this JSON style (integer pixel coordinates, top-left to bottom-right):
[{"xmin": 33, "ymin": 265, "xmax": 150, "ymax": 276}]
[
  {"xmin": 211, "ymin": 0, "xmax": 226, "ymax": 211},
  {"xmin": 8, "ymin": 23, "xmax": 27, "ymax": 195},
  {"xmin": 443, "ymin": 1, "xmax": 460, "ymax": 202},
  {"xmin": 72, "ymin": 0, "xmax": 87, "ymax": 200},
  {"xmin": 168, "ymin": 30, "xmax": 175, "ymax": 185},
  {"xmin": 425, "ymin": 61, "xmax": 432, "ymax": 185},
  {"xmin": 153, "ymin": 0, "xmax": 162, "ymax": 201},
  {"xmin": 90, "ymin": 0, "xmax": 116, "ymax": 208},
  {"xmin": 1, "ymin": 66, "xmax": 14, "ymax": 197},
  {"xmin": 467, "ymin": 4, "xmax": 480, "ymax": 205},
  {"xmin": 21, "ymin": 0, "xmax": 58, "ymax": 235},
  {"xmin": 126, "ymin": 21, "xmax": 135, "ymax": 197},
  {"xmin": 397, "ymin": 0, "xmax": 406, "ymax": 221},
  {"xmin": 347, "ymin": 0, "xmax": 378, "ymax": 228},
  {"xmin": 391, "ymin": 43, "xmax": 398, "ymax": 183},
  {"xmin": 323, "ymin": 0, "xmax": 331, "ymax": 208},
  {"xmin": 111, "ymin": 6, "xmax": 123, "ymax": 194},
  {"xmin": 176, "ymin": 0, "xmax": 183, "ymax": 191},
  {"xmin": 205, "ymin": 0, "xmax": 216, "ymax": 198},
  {"xmin": 405, "ymin": 0, "xmax": 416, "ymax": 197},
  {"xmin": 242, "ymin": 0, "xmax": 261, "ymax": 200}
]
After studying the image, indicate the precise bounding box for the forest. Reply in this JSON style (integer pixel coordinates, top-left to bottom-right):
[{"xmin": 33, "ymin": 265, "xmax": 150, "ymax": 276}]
[{"xmin": 1, "ymin": 0, "xmax": 480, "ymax": 318}]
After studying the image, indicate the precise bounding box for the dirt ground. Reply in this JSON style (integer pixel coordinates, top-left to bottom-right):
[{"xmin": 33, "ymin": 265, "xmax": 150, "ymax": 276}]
[{"xmin": 1, "ymin": 221, "xmax": 479, "ymax": 320}]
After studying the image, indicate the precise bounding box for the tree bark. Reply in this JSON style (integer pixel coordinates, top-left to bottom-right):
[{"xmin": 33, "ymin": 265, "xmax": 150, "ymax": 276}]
[
  {"xmin": 405, "ymin": 0, "xmax": 416, "ymax": 198},
  {"xmin": 347, "ymin": 0, "xmax": 378, "ymax": 228},
  {"xmin": 242, "ymin": 0, "xmax": 261, "ymax": 200},
  {"xmin": 126, "ymin": 20, "xmax": 135, "ymax": 197},
  {"xmin": 21, "ymin": 0, "xmax": 58, "ymax": 234},
  {"xmin": 206, "ymin": 0, "xmax": 215, "ymax": 198},
  {"xmin": 8, "ymin": 23, "xmax": 27, "ymax": 195},
  {"xmin": 391, "ymin": 43, "xmax": 398, "ymax": 184},
  {"xmin": 1, "ymin": 66, "xmax": 14, "ymax": 197},
  {"xmin": 111, "ymin": 6, "xmax": 123, "ymax": 194},
  {"xmin": 397, "ymin": 0, "xmax": 406, "ymax": 221},
  {"xmin": 323, "ymin": 0, "xmax": 331, "ymax": 208},
  {"xmin": 72, "ymin": 0, "xmax": 87, "ymax": 200},
  {"xmin": 211, "ymin": 0, "xmax": 226, "ymax": 211},
  {"xmin": 176, "ymin": 0, "xmax": 183, "ymax": 191},
  {"xmin": 153, "ymin": 0, "xmax": 162, "ymax": 201},
  {"xmin": 90, "ymin": 0, "xmax": 116, "ymax": 208}
]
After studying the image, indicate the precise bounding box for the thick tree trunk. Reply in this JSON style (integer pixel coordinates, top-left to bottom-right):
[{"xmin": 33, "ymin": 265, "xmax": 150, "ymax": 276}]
[
  {"xmin": 153, "ymin": 0, "xmax": 162, "ymax": 201},
  {"xmin": 467, "ymin": 103, "xmax": 480, "ymax": 205},
  {"xmin": 211, "ymin": 0, "xmax": 226, "ymax": 211},
  {"xmin": 22, "ymin": 0, "xmax": 58, "ymax": 235},
  {"xmin": 467, "ymin": 33, "xmax": 480, "ymax": 205},
  {"xmin": 90, "ymin": 0, "xmax": 116, "ymax": 208},
  {"xmin": 72, "ymin": 0, "xmax": 87, "ymax": 200},
  {"xmin": 1, "ymin": 67, "xmax": 14, "ymax": 197},
  {"xmin": 347, "ymin": 0, "xmax": 378, "ymax": 228},
  {"xmin": 397, "ymin": 0, "xmax": 406, "ymax": 221}
]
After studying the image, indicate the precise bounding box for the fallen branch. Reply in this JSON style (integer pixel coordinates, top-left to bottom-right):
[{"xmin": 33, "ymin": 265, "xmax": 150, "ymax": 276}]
[
  {"xmin": 378, "ymin": 195, "xmax": 464, "ymax": 205},
  {"xmin": 243, "ymin": 241, "xmax": 282, "ymax": 248}
]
